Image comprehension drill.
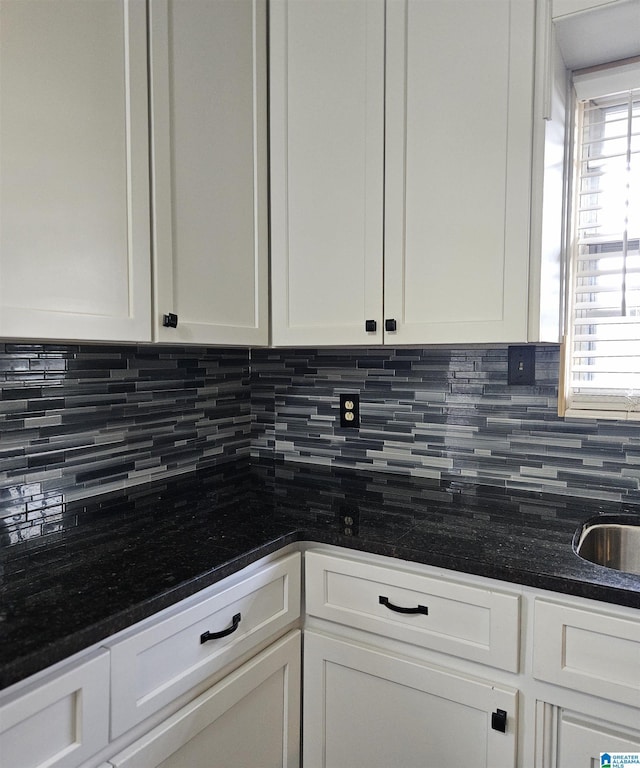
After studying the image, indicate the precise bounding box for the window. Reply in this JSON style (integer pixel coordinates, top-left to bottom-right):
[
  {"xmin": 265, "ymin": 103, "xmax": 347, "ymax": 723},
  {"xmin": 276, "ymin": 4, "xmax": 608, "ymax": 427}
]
[{"xmin": 562, "ymin": 61, "xmax": 640, "ymax": 419}]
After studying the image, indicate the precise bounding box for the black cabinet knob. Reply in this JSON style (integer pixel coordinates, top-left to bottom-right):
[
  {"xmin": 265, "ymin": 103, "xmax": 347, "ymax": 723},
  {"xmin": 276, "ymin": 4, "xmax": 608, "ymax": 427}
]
[
  {"xmin": 491, "ymin": 709, "xmax": 507, "ymax": 733},
  {"xmin": 385, "ymin": 318, "xmax": 397, "ymax": 332},
  {"xmin": 365, "ymin": 319, "xmax": 377, "ymax": 332},
  {"xmin": 163, "ymin": 313, "xmax": 178, "ymax": 328}
]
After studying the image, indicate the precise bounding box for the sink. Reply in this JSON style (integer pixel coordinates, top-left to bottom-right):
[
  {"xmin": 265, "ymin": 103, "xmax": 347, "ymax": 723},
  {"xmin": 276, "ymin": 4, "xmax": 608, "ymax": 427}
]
[{"xmin": 574, "ymin": 517, "xmax": 640, "ymax": 575}]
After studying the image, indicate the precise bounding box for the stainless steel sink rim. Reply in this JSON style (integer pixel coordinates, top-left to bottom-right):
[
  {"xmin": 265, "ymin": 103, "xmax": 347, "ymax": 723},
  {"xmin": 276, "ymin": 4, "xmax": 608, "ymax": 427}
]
[{"xmin": 573, "ymin": 515, "xmax": 640, "ymax": 576}]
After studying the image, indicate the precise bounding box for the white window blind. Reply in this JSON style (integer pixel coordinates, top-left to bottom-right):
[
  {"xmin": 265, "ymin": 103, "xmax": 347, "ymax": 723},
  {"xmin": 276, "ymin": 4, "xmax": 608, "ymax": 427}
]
[{"xmin": 563, "ymin": 62, "xmax": 640, "ymax": 420}]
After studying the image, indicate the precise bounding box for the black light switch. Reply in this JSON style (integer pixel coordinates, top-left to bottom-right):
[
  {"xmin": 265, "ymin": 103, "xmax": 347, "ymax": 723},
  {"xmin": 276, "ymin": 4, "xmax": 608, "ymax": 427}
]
[{"xmin": 508, "ymin": 346, "xmax": 535, "ymax": 385}]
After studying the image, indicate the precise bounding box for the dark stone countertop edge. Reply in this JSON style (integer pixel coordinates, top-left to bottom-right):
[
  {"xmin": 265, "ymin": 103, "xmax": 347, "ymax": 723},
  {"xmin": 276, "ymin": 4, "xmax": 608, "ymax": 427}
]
[
  {"xmin": 3, "ymin": 456, "xmax": 640, "ymax": 693},
  {"xmin": 0, "ymin": 533, "xmax": 300, "ymax": 692},
  {"xmin": 3, "ymin": 524, "xmax": 639, "ymax": 693}
]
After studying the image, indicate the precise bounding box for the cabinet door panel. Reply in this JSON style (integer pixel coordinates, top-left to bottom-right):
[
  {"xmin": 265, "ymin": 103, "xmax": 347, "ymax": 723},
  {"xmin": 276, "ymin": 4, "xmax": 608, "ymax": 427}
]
[
  {"xmin": 0, "ymin": 0, "xmax": 151, "ymax": 342},
  {"xmin": 270, "ymin": 0, "xmax": 384, "ymax": 346},
  {"xmin": 150, "ymin": 0, "xmax": 268, "ymax": 345},
  {"xmin": 110, "ymin": 631, "xmax": 301, "ymax": 768},
  {"xmin": 537, "ymin": 703, "xmax": 640, "ymax": 768},
  {"xmin": 559, "ymin": 716, "xmax": 640, "ymax": 767},
  {"xmin": 303, "ymin": 631, "xmax": 517, "ymax": 768},
  {"xmin": 0, "ymin": 650, "xmax": 109, "ymax": 768},
  {"xmin": 384, "ymin": 0, "xmax": 534, "ymax": 344}
]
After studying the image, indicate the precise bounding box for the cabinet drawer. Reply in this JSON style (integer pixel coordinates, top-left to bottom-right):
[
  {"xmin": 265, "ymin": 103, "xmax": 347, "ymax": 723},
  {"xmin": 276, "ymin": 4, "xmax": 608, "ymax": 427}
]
[
  {"xmin": 305, "ymin": 551, "xmax": 520, "ymax": 672},
  {"xmin": 0, "ymin": 650, "xmax": 110, "ymax": 768},
  {"xmin": 108, "ymin": 552, "xmax": 301, "ymax": 738},
  {"xmin": 533, "ymin": 598, "xmax": 640, "ymax": 707}
]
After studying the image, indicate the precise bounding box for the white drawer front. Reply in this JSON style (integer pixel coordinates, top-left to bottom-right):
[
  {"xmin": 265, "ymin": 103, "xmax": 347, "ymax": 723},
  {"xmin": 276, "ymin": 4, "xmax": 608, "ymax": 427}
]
[
  {"xmin": 109, "ymin": 552, "xmax": 301, "ymax": 737},
  {"xmin": 0, "ymin": 650, "xmax": 110, "ymax": 768},
  {"xmin": 305, "ymin": 551, "xmax": 520, "ymax": 671},
  {"xmin": 533, "ymin": 598, "xmax": 640, "ymax": 707}
]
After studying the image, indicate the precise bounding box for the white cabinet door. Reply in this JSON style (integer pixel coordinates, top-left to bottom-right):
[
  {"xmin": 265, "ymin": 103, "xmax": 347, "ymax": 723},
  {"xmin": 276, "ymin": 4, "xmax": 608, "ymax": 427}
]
[
  {"xmin": 269, "ymin": 0, "xmax": 385, "ymax": 346},
  {"xmin": 270, "ymin": 0, "xmax": 535, "ymax": 347},
  {"xmin": 537, "ymin": 703, "xmax": 640, "ymax": 767},
  {"xmin": 552, "ymin": 0, "xmax": 624, "ymax": 18},
  {"xmin": 384, "ymin": 0, "xmax": 535, "ymax": 344},
  {"xmin": 0, "ymin": 650, "xmax": 110, "ymax": 768},
  {"xmin": 0, "ymin": 0, "xmax": 151, "ymax": 343},
  {"xmin": 150, "ymin": 0, "xmax": 268, "ymax": 346},
  {"xmin": 303, "ymin": 630, "xmax": 517, "ymax": 768},
  {"xmin": 108, "ymin": 631, "xmax": 301, "ymax": 768}
]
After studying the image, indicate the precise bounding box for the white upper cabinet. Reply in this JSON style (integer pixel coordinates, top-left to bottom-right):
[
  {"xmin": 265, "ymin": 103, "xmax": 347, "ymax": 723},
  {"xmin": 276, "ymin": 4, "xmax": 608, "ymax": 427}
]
[
  {"xmin": 0, "ymin": 0, "xmax": 268, "ymax": 347},
  {"xmin": 0, "ymin": 0, "xmax": 151, "ymax": 343},
  {"xmin": 269, "ymin": 0, "xmax": 385, "ymax": 346},
  {"xmin": 270, "ymin": 0, "xmax": 542, "ymax": 346},
  {"xmin": 384, "ymin": 0, "xmax": 535, "ymax": 345},
  {"xmin": 150, "ymin": 0, "xmax": 269, "ymax": 346}
]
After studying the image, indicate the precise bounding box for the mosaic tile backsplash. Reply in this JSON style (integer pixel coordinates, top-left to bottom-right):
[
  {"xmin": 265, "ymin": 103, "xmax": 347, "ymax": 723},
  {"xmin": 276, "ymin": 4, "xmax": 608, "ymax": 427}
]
[
  {"xmin": 4, "ymin": 340, "xmax": 640, "ymax": 544},
  {"xmin": 0, "ymin": 343, "xmax": 250, "ymax": 541},
  {"xmin": 251, "ymin": 345, "xmax": 640, "ymax": 503}
]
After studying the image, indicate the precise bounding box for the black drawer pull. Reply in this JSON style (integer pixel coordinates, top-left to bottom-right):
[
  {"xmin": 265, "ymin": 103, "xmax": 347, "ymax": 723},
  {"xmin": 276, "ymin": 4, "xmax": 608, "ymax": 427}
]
[
  {"xmin": 200, "ymin": 613, "xmax": 241, "ymax": 644},
  {"xmin": 379, "ymin": 596, "xmax": 428, "ymax": 615}
]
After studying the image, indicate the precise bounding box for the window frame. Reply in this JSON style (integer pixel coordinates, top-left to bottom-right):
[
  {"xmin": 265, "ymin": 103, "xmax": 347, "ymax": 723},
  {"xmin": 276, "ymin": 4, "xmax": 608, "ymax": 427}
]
[{"xmin": 561, "ymin": 60, "xmax": 640, "ymax": 421}]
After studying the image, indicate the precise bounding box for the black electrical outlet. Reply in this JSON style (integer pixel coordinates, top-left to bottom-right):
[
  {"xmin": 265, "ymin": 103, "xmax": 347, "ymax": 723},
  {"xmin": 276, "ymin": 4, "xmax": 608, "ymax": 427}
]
[
  {"xmin": 339, "ymin": 394, "xmax": 360, "ymax": 428},
  {"xmin": 335, "ymin": 507, "xmax": 360, "ymax": 537},
  {"xmin": 508, "ymin": 345, "xmax": 535, "ymax": 385}
]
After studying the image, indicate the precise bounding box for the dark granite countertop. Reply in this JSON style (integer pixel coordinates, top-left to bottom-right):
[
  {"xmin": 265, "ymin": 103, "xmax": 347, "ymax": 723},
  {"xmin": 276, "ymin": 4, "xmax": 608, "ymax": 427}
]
[{"xmin": 2, "ymin": 458, "xmax": 640, "ymax": 691}]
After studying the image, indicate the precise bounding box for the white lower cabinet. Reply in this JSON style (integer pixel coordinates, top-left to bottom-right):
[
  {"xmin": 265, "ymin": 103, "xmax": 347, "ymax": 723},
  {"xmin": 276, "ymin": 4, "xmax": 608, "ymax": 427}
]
[
  {"xmin": 532, "ymin": 594, "xmax": 640, "ymax": 767},
  {"xmin": 536, "ymin": 702, "xmax": 640, "ymax": 768},
  {"xmin": 303, "ymin": 631, "xmax": 518, "ymax": 768},
  {"xmin": 303, "ymin": 547, "xmax": 640, "ymax": 768},
  {"xmin": 303, "ymin": 550, "xmax": 521, "ymax": 768},
  {"xmin": 107, "ymin": 630, "xmax": 301, "ymax": 768},
  {"xmin": 5, "ymin": 545, "xmax": 640, "ymax": 768},
  {"xmin": 0, "ymin": 552, "xmax": 302, "ymax": 768},
  {"xmin": 0, "ymin": 650, "xmax": 110, "ymax": 768}
]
